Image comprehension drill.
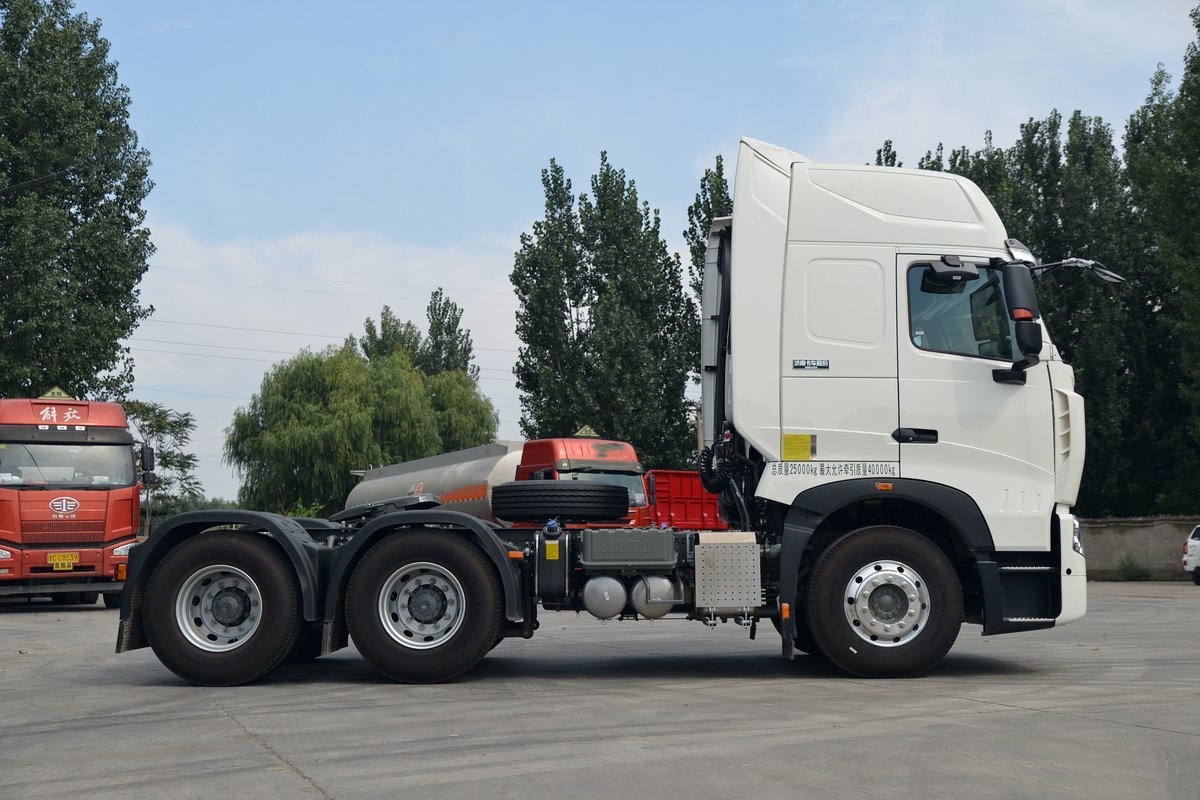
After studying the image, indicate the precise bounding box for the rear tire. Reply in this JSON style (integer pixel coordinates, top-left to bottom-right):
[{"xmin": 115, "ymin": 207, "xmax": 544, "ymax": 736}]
[
  {"xmin": 77, "ymin": 591, "xmax": 99, "ymax": 605},
  {"xmin": 806, "ymin": 525, "xmax": 961, "ymax": 678},
  {"xmin": 347, "ymin": 532, "xmax": 502, "ymax": 683},
  {"xmin": 51, "ymin": 592, "xmax": 81, "ymax": 605},
  {"xmin": 143, "ymin": 533, "xmax": 302, "ymax": 686},
  {"xmin": 491, "ymin": 481, "xmax": 629, "ymax": 523},
  {"xmin": 103, "ymin": 592, "xmax": 122, "ymax": 609}
]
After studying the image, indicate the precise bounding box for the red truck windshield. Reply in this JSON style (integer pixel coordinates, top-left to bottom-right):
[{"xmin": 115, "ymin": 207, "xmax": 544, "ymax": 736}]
[
  {"xmin": 0, "ymin": 442, "xmax": 136, "ymax": 489},
  {"xmin": 560, "ymin": 471, "xmax": 646, "ymax": 506}
]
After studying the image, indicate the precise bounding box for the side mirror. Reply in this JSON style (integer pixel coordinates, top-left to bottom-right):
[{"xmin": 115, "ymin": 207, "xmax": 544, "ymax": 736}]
[
  {"xmin": 142, "ymin": 471, "xmax": 160, "ymax": 487},
  {"xmin": 140, "ymin": 445, "xmax": 156, "ymax": 472},
  {"xmin": 645, "ymin": 473, "xmax": 657, "ymax": 506},
  {"xmin": 1015, "ymin": 320, "xmax": 1042, "ymax": 359}
]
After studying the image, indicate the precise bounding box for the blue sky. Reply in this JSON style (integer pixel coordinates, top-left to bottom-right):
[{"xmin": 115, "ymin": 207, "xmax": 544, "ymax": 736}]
[{"xmin": 75, "ymin": 0, "xmax": 1196, "ymax": 501}]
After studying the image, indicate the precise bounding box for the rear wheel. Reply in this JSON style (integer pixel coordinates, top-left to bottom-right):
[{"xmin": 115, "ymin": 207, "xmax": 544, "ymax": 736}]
[
  {"xmin": 143, "ymin": 533, "xmax": 302, "ymax": 686},
  {"xmin": 806, "ymin": 526, "xmax": 961, "ymax": 678},
  {"xmin": 51, "ymin": 592, "xmax": 81, "ymax": 605},
  {"xmin": 78, "ymin": 591, "xmax": 99, "ymax": 605},
  {"xmin": 347, "ymin": 531, "xmax": 502, "ymax": 683},
  {"xmin": 103, "ymin": 592, "xmax": 121, "ymax": 609}
]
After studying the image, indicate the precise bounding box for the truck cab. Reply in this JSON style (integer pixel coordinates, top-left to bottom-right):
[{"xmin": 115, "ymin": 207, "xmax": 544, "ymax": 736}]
[
  {"xmin": 0, "ymin": 393, "xmax": 147, "ymax": 606},
  {"xmin": 700, "ymin": 139, "xmax": 1088, "ymax": 674}
]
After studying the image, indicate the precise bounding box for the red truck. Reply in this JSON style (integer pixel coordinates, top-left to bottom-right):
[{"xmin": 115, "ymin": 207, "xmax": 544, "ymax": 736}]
[{"xmin": 0, "ymin": 391, "xmax": 151, "ymax": 607}]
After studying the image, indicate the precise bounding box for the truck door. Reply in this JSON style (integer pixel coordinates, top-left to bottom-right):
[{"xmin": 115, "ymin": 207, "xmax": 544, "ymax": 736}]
[{"xmin": 895, "ymin": 255, "xmax": 1055, "ymax": 551}]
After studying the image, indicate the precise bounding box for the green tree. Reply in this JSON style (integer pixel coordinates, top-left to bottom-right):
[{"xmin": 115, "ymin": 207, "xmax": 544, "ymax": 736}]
[
  {"xmin": 579, "ymin": 154, "xmax": 696, "ymax": 468},
  {"xmin": 511, "ymin": 159, "xmax": 590, "ymax": 441},
  {"xmin": 356, "ymin": 289, "xmax": 480, "ymax": 381},
  {"xmin": 0, "ymin": 0, "xmax": 153, "ymax": 399},
  {"xmin": 356, "ymin": 304, "xmax": 422, "ymax": 364},
  {"xmin": 511, "ymin": 154, "xmax": 696, "ymax": 468},
  {"xmin": 682, "ymin": 155, "xmax": 732, "ymax": 403},
  {"xmin": 227, "ymin": 327, "xmax": 498, "ymax": 516},
  {"xmin": 225, "ymin": 345, "xmax": 440, "ymax": 515},
  {"xmin": 123, "ymin": 400, "xmax": 202, "ymax": 532},
  {"xmin": 683, "ymin": 154, "xmax": 732, "ymax": 300},
  {"xmin": 1124, "ymin": 10, "xmax": 1200, "ymax": 512},
  {"xmin": 873, "ymin": 140, "xmax": 902, "ymax": 167}
]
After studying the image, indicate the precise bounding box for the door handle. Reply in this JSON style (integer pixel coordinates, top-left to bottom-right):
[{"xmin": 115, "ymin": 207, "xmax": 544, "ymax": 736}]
[{"xmin": 892, "ymin": 428, "xmax": 938, "ymax": 444}]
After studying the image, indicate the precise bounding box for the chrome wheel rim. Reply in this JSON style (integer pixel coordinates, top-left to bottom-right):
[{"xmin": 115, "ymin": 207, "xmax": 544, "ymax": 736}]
[
  {"xmin": 377, "ymin": 562, "xmax": 465, "ymax": 650},
  {"xmin": 842, "ymin": 559, "xmax": 931, "ymax": 648},
  {"xmin": 175, "ymin": 564, "xmax": 262, "ymax": 652}
]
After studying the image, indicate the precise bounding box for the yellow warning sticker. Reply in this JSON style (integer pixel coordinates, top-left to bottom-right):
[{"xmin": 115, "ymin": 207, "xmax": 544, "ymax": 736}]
[
  {"xmin": 782, "ymin": 433, "xmax": 815, "ymax": 461},
  {"xmin": 545, "ymin": 540, "xmax": 560, "ymax": 560}
]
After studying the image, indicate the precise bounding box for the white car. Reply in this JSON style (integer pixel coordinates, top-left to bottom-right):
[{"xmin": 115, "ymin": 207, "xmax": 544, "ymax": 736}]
[{"xmin": 1184, "ymin": 525, "xmax": 1200, "ymax": 585}]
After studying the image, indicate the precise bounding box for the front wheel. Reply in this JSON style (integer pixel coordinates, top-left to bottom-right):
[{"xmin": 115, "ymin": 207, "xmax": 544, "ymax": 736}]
[
  {"xmin": 143, "ymin": 533, "xmax": 302, "ymax": 686},
  {"xmin": 346, "ymin": 532, "xmax": 502, "ymax": 683},
  {"xmin": 806, "ymin": 526, "xmax": 962, "ymax": 678}
]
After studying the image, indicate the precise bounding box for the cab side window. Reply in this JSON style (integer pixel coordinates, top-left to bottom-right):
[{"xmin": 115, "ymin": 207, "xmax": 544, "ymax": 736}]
[{"xmin": 907, "ymin": 264, "xmax": 1018, "ymax": 361}]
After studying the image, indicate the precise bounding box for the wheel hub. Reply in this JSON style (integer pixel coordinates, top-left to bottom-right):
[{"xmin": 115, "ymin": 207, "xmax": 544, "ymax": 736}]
[
  {"xmin": 174, "ymin": 565, "xmax": 262, "ymax": 652},
  {"xmin": 842, "ymin": 560, "xmax": 931, "ymax": 648},
  {"xmin": 407, "ymin": 582, "xmax": 448, "ymax": 624},
  {"xmin": 210, "ymin": 586, "xmax": 251, "ymax": 626},
  {"xmin": 378, "ymin": 562, "xmax": 465, "ymax": 650}
]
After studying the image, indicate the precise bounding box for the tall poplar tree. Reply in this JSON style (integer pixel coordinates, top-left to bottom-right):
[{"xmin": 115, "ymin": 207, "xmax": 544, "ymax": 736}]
[
  {"xmin": 511, "ymin": 155, "xmax": 696, "ymax": 468},
  {"xmin": 0, "ymin": 0, "xmax": 153, "ymax": 399},
  {"xmin": 1124, "ymin": 7, "xmax": 1200, "ymax": 511}
]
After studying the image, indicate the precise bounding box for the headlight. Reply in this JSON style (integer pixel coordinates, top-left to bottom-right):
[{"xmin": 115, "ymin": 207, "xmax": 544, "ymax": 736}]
[
  {"xmin": 0, "ymin": 548, "xmax": 10, "ymax": 559},
  {"xmin": 113, "ymin": 542, "xmax": 137, "ymax": 557},
  {"xmin": 1071, "ymin": 517, "xmax": 1085, "ymax": 556}
]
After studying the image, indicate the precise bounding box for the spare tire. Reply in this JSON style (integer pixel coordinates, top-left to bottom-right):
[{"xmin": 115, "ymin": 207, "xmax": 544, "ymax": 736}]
[{"xmin": 491, "ymin": 481, "xmax": 629, "ymax": 523}]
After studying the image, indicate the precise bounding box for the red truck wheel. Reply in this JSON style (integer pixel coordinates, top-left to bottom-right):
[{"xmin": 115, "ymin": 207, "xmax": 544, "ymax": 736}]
[
  {"xmin": 143, "ymin": 532, "xmax": 302, "ymax": 686},
  {"xmin": 346, "ymin": 531, "xmax": 502, "ymax": 683}
]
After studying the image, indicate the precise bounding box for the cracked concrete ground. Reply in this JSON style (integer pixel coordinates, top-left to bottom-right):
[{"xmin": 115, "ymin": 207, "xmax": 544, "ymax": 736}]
[{"xmin": 1, "ymin": 581, "xmax": 1197, "ymax": 800}]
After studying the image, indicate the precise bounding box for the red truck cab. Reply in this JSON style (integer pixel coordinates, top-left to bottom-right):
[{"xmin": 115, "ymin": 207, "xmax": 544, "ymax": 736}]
[
  {"xmin": 516, "ymin": 438, "xmax": 648, "ymax": 525},
  {"xmin": 0, "ymin": 392, "xmax": 147, "ymax": 607}
]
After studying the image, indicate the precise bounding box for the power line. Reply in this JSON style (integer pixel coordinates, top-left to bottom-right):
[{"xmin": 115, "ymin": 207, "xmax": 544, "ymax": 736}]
[
  {"xmin": 152, "ymin": 264, "xmax": 518, "ymax": 300},
  {"xmin": 131, "ymin": 346, "xmax": 517, "ymax": 380},
  {"xmin": 145, "ymin": 274, "xmax": 520, "ymax": 309},
  {"xmin": 132, "ymin": 337, "xmax": 299, "ymax": 356},
  {"xmin": 137, "ymin": 318, "xmax": 519, "ymax": 354}
]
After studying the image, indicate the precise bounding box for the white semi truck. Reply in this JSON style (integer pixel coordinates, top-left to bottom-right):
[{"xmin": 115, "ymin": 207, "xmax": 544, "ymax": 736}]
[{"xmin": 116, "ymin": 138, "xmax": 1115, "ymax": 685}]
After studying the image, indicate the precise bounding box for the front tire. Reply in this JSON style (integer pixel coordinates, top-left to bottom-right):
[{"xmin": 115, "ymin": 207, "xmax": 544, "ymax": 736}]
[
  {"xmin": 346, "ymin": 532, "xmax": 502, "ymax": 683},
  {"xmin": 143, "ymin": 533, "xmax": 302, "ymax": 686},
  {"xmin": 806, "ymin": 526, "xmax": 962, "ymax": 678}
]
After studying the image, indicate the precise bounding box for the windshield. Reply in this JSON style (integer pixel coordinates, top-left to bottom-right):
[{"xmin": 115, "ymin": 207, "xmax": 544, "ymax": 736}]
[
  {"xmin": 559, "ymin": 471, "xmax": 646, "ymax": 506},
  {"xmin": 0, "ymin": 442, "xmax": 136, "ymax": 489}
]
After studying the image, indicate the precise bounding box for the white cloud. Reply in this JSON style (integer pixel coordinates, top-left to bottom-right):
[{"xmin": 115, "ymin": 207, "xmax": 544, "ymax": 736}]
[{"xmin": 130, "ymin": 222, "xmax": 522, "ymax": 501}]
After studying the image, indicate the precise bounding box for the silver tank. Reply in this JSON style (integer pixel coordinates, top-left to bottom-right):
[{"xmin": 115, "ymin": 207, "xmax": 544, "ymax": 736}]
[{"xmin": 345, "ymin": 441, "xmax": 523, "ymax": 523}]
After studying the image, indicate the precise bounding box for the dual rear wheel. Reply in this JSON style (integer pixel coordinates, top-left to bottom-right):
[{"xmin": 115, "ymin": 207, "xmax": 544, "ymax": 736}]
[{"xmin": 346, "ymin": 532, "xmax": 502, "ymax": 683}]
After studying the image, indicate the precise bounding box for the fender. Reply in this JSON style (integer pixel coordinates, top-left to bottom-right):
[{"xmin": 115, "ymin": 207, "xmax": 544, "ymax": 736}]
[
  {"xmin": 776, "ymin": 478, "xmax": 994, "ymax": 648},
  {"xmin": 324, "ymin": 509, "xmax": 525, "ymax": 624},
  {"xmin": 116, "ymin": 510, "xmax": 326, "ymax": 653}
]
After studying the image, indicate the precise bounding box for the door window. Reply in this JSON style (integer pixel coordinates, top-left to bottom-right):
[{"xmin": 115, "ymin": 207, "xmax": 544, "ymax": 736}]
[{"xmin": 907, "ymin": 264, "xmax": 1017, "ymax": 361}]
